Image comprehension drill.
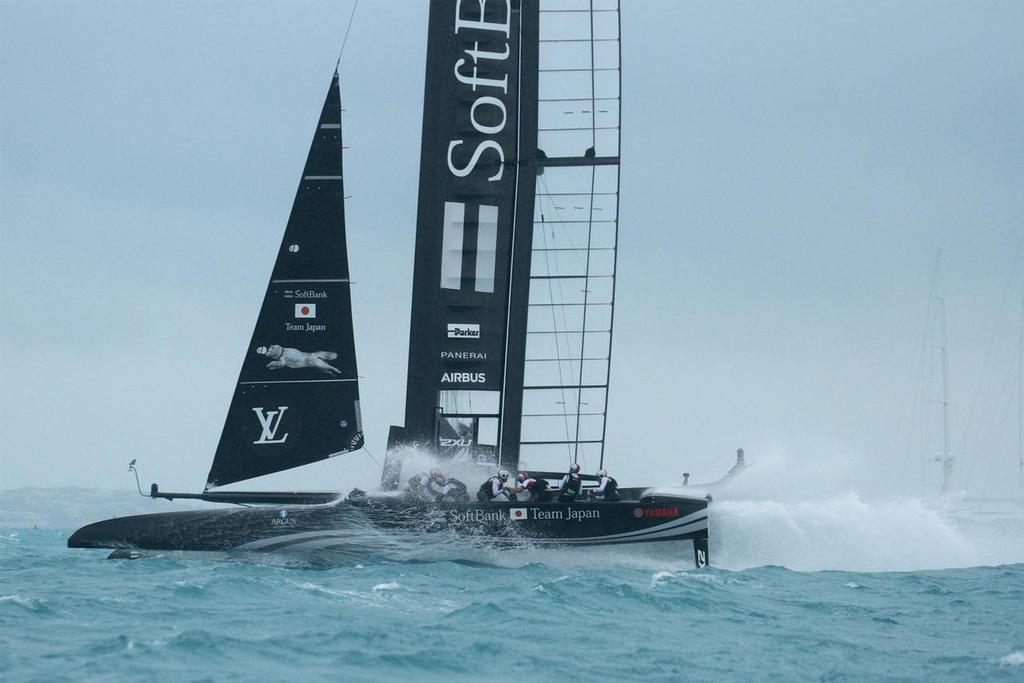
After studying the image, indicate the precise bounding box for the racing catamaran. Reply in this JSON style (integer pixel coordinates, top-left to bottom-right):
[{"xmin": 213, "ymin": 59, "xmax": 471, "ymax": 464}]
[{"xmin": 69, "ymin": 0, "xmax": 736, "ymax": 566}]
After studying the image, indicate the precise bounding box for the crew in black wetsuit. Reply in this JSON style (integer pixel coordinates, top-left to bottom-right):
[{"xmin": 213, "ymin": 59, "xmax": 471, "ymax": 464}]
[
  {"xmin": 514, "ymin": 471, "xmax": 553, "ymax": 503},
  {"xmin": 593, "ymin": 469, "xmax": 620, "ymax": 502},
  {"xmin": 558, "ymin": 463, "xmax": 582, "ymax": 503},
  {"xmin": 477, "ymin": 470, "xmax": 511, "ymax": 502}
]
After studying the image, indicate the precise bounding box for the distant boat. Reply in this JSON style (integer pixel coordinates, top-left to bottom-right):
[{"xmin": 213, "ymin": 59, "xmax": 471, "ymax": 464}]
[{"xmin": 69, "ymin": 1, "xmax": 739, "ymax": 566}]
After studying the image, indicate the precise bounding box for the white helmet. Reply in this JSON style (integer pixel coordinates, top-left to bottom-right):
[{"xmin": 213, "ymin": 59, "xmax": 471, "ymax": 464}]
[
  {"xmin": 498, "ymin": 469, "xmax": 509, "ymax": 481},
  {"xmin": 597, "ymin": 469, "xmax": 607, "ymax": 478},
  {"xmin": 569, "ymin": 463, "xmax": 581, "ymax": 474},
  {"xmin": 430, "ymin": 468, "xmax": 444, "ymax": 480}
]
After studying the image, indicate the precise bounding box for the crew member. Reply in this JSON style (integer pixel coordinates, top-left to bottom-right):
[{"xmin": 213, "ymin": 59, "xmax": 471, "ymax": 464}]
[
  {"xmin": 558, "ymin": 463, "xmax": 582, "ymax": 503},
  {"xmin": 425, "ymin": 468, "xmax": 454, "ymax": 502},
  {"xmin": 477, "ymin": 470, "xmax": 511, "ymax": 502},
  {"xmin": 514, "ymin": 471, "xmax": 552, "ymax": 503},
  {"xmin": 593, "ymin": 469, "xmax": 620, "ymax": 502},
  {"xmin": 406, "ymin": 471, "xmax": 431, "ymax": 502}
]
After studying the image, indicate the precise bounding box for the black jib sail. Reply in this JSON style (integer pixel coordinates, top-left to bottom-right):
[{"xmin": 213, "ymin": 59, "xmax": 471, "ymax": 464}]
[
  {"xmin": 206, "ymin": 73, "xmax": 363, "ymax": 488},
  {"xmin": 386, "ymin": 0, "xmax": 620, "ymax": 481}
]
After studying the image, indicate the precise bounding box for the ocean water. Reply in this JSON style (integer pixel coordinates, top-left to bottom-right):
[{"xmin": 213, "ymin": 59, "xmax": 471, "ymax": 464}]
[{"xmin": 3, "ymin": 495, "xmax": 1024, "ymax": 682}]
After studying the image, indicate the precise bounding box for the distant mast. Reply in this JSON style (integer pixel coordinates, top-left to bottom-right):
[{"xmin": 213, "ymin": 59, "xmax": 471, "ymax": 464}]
[
  {"xmin": 1018, "ymin": 297, "xmax": 1023, "ymax": 496},
  {"xmin": 924, "ymin": 250, "xmax": 954, "ymax": 493}
]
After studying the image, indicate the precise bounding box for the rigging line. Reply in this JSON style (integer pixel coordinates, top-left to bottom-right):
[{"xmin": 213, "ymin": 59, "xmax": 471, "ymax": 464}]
[
  {"xmin": 959, "ymin": 235, "xmax": 1024, "ymax": 485},
  {"xmin": 537, "ymin": 176, "xmax": 591, "ymax": 273},
  {"xmin": 915, "ymin": 252, "xmax": 943, "ymax": 489},
  {"xmin": 596, "ymin": 1, "xmax": 622, "ymax": 471},
  {"xmin": 587, "ymin": 0, "xmax": 598, "ymax": 150},
  {"xmin": 360, "ymin": 444, "xmax": 379, "ymax": 466},
  {"xmin": 572, "ymin": 164, "xmax": 599, "ymax": 467},
  {"xmin": 942, "ymin": 211, "xmax": 1024, "ymax": 252},
  {"xmin": 975, "ymin": 367, "xmax": 1017, "ymax": 493},
  {"xmin": 1019, "ymin": 297, "xmax": 1024, "ymax": 497},
  {"xmin": 334, "ymin": 0, "xmax": 360, "ymax": 72},
  {"xmin": 537, "ymin": 199, "xmax": 576, "ymax": 460}
]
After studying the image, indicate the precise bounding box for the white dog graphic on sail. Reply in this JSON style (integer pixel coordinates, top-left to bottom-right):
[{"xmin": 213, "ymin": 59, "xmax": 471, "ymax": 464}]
[{"xmin": 258, "ymin": 344, "xmax": 342, "ymax": 376}]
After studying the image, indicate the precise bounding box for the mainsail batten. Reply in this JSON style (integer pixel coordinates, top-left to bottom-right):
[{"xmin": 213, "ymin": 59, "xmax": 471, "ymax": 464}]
[{"xmin": 206, "ymin": 74, "xmax": 363, "ymax": 488}]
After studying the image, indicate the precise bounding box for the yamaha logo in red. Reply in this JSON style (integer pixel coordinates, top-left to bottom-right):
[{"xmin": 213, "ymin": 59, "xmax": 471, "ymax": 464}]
[{"xmin": 635, "ymin": 507, "xmax": 680, "ymax": 519}]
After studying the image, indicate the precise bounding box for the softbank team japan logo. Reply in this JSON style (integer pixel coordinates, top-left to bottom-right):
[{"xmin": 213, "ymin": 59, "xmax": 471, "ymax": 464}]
[
  {"xmin": 509, "ymin": 508, "xmax": 528, "ymax": 521},
  {"xmin": 252, "ymin": 406, "xmax": 289, "ymax": 445},
  {"xmin": 295, "ymin": 304, "xmax": 316, "ymax": 319},
  {"xmin": 447, "ymin": 323, "xmax": 480, "ymax": 339}
]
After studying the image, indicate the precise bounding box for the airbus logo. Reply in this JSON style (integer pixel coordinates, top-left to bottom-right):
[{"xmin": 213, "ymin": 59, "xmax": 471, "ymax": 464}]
[
  {"xmin": 441, "ymin": 372, "xmax": 486, "ymax": 384},
  {"xmin": 252, "ymin": 406, "xmax": 289, "ymax": 445}
]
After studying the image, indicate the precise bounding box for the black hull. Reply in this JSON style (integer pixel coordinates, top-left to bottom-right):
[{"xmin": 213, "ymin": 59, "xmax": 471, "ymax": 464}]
[{"xmin": 68, "ymin": 490, "xmax": 710, "ymax": 565}]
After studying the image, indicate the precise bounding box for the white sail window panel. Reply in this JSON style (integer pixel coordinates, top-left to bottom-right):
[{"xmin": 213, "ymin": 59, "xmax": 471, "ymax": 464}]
[
  {"xmin": 526, "ymin": 303, "xmax": 610, "ymax": 333},
  {"xmin": 527, "ymin": 276, "xmax": 614, "ymax": 305},
  {"xmin": 539, "ymin": 6, "xmax": 619, "ymax": 42},
  {"xmin": 541, "ymin": 0, "xmax": 618, "ymax": 13},
  {"xmin": 539, "ymin": 41, "xmax": 619, "ymax": 72},
  {"xmin": 524, "ymin": 359, "xmax": 609, "ymax": 387},
  {"xmin": 438, "ymin": 390, "xmax": 500, "ymax": 416},
  {"xmin": 526, "ymin": 331, "xmax": 611, "ymax": 361},
  {"xmin": 533, "ymin": 222, "xmax": 616, "ymax": 250},
  {"xmin": 519, "ymin": 413, "xmax": 606, "ymax": 443},
  {"xmin": 536, "ymin": 164, "xmax": 610, "ymax": 194},
  {"xmin": 440, "ymin": 201, "xmax": 465, "ymax": 290},
  {"xmin": 477, "ymin": 417, "xmax": 499, "ymax": 447},
  {"xmin": 530, "ymin": 248, "xmax": 614, "ymax": 278},
  {"xmin": 521, "ymin": 387, "xmax": 607, "ymax": 417}
]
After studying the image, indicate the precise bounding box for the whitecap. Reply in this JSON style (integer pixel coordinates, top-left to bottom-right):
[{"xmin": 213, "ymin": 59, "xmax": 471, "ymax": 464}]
[
  {"xmin": 999, "ymin": 651, "xmax": 1024, "ymax": 667},
  {"xmin": 372, "ymin": 582, "xmax": 400, "ymax": 592}
]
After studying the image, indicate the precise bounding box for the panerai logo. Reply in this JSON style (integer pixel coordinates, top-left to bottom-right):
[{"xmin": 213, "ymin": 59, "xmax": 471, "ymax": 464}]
[
  {"xmin": 253, "ymin": 406, "xmax": 289, "ymax": 444},
  {"xmin": 441, "ymin": 372, "xmax": 486, "ymax": 384},
  {"xmin": 447, "ymin": 323, "xmax": 480, "ymax": 339}
]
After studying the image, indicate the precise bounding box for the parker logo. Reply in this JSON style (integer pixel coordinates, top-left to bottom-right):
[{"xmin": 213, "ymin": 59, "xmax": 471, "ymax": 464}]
[
  {"xmin": 447, "ymin": 323, "xmax": 480, "ymax": 339},
  {"xmin": 509, "ymin": 508, "xmax": 527, "ymax": 521},
  {"xmin": 252, "ymin": 406, "xmax": 289, "ymax": 445},
  {"xmin": 441, "ymin": 372, "xmax": 486, "ymax": 384}
]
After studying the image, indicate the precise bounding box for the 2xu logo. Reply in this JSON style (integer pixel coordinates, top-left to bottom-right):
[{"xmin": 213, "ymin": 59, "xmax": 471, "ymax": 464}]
[{"xmin": 253, "ymin": 406, "xmax": 289, "ymax": 445}]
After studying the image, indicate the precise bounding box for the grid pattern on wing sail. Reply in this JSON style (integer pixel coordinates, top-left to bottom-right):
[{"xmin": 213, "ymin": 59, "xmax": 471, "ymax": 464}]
[{"xmin": 518, "ymin": 0, "xmax": 620, "ymax": 474}]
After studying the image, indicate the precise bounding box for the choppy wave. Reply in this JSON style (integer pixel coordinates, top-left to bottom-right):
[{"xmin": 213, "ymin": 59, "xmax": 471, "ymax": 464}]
[{"xmin": 3, "ymin": 529, "xmax": 1024, "ymax": 681}]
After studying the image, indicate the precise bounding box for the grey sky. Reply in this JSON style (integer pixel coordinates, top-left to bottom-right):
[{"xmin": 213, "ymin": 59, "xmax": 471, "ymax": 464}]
[{"xmin": 1, "ymin": 1, "xmax": 1022, "ymax": 496}]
